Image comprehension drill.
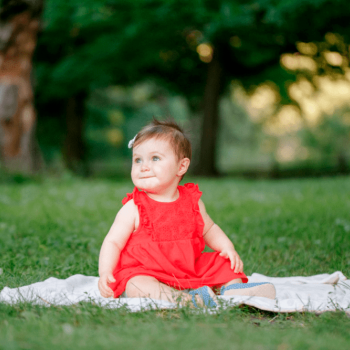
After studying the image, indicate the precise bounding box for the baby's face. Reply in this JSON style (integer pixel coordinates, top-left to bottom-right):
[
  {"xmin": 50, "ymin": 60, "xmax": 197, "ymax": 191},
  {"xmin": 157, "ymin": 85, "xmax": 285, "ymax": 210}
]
[{"xmin": 131, "ymin": 137, "xmax": 182, "ymax": 194}]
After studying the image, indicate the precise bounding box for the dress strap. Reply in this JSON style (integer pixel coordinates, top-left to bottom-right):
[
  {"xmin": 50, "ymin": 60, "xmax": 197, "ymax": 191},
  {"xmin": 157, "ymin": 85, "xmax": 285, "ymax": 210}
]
[
  {"xmin": 183, "ymin": 183, "xmax": 202, "ymax": 205},
  {"xmin": 121, "ymin": 189, "xmax": 136, "ymax": 205},
  {"xmin": 182, "ymin": 183, "xmax": 204, "ymax": 235},
  {"xmin": 122, "ymin": 187, "xmax": 153, "ymax": 237}
]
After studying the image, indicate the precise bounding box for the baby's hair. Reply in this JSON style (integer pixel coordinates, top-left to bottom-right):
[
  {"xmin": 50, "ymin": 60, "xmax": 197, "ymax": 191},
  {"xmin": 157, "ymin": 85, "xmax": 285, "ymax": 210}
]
[{"xmin": 132, "ymin": 117, "xmax": 192, "ymax": 161}]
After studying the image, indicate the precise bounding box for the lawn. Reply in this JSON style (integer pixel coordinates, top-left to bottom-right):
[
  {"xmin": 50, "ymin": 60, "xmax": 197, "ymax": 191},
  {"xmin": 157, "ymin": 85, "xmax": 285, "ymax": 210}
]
[{"xmin": 0, "ymin": 175, "xmax": 349, "ymax": 349}]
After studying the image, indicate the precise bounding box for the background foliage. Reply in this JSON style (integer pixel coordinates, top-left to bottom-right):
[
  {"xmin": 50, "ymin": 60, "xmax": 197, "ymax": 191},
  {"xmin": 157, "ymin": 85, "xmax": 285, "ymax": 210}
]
[{"xmin": 30, "ymin": 0, "xmax": 350, "ymax": 177}]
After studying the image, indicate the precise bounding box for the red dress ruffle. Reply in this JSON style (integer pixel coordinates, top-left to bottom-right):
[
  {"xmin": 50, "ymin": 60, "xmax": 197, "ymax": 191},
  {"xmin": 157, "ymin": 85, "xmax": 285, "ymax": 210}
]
[{"xmin": 110, "ymin": 183, "xmax": 247, "ymax": 297}]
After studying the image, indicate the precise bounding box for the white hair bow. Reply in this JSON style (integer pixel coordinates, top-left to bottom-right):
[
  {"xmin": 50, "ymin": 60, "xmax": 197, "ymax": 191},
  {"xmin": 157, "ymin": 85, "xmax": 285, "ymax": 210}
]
[{"xmin": 128, "ymin": 135, "xmax": 137, "ymax": 149}]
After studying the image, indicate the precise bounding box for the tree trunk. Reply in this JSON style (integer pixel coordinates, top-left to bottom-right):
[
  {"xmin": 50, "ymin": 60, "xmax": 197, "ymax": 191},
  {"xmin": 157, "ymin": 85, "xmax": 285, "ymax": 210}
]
[
  {"xmin": 62, "ymin": 92, "xmax": 89, "ymax": 176},
  {"xmin": 193, "ymin": 49, "xmax": 223, "ymax": 176},
  {"xmin": 0, "ymin": 0, "xmax": 44, "ymax": 174}
]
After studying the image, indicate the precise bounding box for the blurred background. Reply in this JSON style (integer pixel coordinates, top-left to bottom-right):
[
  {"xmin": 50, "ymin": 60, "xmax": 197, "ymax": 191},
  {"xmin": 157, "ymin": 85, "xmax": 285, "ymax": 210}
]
[{"xmin": 1, "ymin": 0, "xmax": 350, "ymax": 179}]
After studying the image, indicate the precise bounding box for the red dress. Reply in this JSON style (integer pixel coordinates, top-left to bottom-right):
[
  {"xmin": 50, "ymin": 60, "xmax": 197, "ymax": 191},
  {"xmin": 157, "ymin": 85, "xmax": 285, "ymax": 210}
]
[{"xmin": 110, "ymin": 183, "xmax": 247, "ymax": 297}]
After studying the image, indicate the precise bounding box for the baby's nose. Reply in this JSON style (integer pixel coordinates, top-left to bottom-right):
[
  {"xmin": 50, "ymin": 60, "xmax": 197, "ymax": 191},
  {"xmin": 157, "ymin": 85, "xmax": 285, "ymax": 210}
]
[{"xmin": 141, "ymin": 162, "xmax": 150, "ymax": 171}]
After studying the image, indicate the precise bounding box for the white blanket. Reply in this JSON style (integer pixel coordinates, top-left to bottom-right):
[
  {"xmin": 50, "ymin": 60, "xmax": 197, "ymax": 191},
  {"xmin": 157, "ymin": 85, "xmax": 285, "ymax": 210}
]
[{"xmin": 1, "ymin": 272, "xmax": 349, "ymax": 314}]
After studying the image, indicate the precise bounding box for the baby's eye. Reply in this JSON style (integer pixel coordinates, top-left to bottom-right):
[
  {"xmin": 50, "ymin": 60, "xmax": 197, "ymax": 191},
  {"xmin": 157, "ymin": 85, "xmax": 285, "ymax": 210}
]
[
  {"xmin": 134, "ymin": 158, "xmax": 141, "ymax": 163},
  {"xmin": 152, "ymin": 156, "xmax": 160, "ymax": 161}
]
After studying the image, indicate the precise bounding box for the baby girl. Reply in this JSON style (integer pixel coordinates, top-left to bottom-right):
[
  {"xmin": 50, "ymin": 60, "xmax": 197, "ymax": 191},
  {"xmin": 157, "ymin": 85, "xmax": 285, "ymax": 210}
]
[{"xmin": 98, "ymin": 118, "xmax": 275, "ymax": 307}]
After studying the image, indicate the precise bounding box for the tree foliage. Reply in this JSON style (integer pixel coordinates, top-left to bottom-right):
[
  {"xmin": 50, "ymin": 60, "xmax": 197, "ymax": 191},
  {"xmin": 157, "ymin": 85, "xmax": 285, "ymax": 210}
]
[
  {"xmin": 36, "ymin": 0, "xmax": 350, "ymax": 96},
  {"xmin": 34, "ymin": 0, "xmax": 350, "ymax": 174}
]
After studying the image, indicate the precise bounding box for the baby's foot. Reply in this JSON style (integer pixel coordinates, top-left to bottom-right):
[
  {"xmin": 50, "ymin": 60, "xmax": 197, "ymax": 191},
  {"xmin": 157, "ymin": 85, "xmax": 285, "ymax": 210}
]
[
  {"xmin": 188, "ymin": 286, "xmax": 218, "ymax": 308},
  {"xmin": 221, "ymin": 282, "xmax": 276, "ymax": 299}
]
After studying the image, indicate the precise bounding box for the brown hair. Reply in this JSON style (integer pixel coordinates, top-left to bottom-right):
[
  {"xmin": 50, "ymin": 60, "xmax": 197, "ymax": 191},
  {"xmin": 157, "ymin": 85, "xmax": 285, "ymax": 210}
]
[{"xmin": 132, "ymin": 117, "xmax": 192, "ymax": 161}]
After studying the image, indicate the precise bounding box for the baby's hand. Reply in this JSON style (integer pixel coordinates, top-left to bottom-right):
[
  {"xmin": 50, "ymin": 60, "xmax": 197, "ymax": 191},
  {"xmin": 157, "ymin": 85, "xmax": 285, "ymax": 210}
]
[
  {"xmin": 219, "ymin": 248, "xmax": 244, "ymax": 273},
  {"xmin": 98, "ymin": 272, "xmax": 116, "ymax": 298}
]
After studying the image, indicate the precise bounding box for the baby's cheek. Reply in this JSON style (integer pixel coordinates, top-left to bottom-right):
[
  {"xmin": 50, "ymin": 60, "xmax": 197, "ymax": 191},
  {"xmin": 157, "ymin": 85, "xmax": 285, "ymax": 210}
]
[{"xmin": 154, "ymin": 165, "xmax": 167, "ymax": 175}]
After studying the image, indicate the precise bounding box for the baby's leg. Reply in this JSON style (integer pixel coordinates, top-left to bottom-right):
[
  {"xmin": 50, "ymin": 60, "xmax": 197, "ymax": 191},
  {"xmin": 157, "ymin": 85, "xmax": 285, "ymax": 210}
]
[
  {"xmin": 125, "ymin": 275, "xmax": 193, "ymax": 305},
  {"xmin": 223, "ymin": 278, "xmax": 242, "ymax": 287}
]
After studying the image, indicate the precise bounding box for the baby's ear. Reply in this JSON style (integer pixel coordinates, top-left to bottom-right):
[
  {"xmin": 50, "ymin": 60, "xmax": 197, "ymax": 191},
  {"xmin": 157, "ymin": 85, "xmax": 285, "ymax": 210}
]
[{"xmin": 177, "ymin": 158, "xmax": 190, "ymax": 176}]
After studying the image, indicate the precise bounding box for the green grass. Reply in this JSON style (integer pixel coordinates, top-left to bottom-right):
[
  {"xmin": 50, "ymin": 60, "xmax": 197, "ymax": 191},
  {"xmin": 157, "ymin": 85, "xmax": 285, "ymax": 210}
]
[{"xmin": 0, "ymin": 176, "xmax": 350, "ymax": 349}]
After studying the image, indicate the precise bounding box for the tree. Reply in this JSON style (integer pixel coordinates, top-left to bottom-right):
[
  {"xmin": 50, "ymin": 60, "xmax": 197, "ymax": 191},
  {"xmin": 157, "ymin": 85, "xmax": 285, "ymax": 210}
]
[
  {"xmin": 0, "ymin": 0, "xmax": 44, "ymax": 173},
  {"xmin": 34, "ymin": 0, "xmax": 350, "ymax": 175}
]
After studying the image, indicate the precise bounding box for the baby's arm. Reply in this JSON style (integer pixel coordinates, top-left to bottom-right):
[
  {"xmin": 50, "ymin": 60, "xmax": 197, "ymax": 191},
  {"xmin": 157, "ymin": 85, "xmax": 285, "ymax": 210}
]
[
  {"xmin": 199, "ymin": 199, "xmax": 243, "ymax": 273},
  {"xmin": 98, "ymin": 200, "xmax": 137, "ymax": 297}
]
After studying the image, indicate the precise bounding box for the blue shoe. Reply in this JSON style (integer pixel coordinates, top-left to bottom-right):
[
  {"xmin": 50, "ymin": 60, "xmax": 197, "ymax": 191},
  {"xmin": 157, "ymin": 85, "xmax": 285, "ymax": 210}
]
[
  {"xmin": 188, "ymin": 286, "xmax": 217, "ymax": 308},
  {"xmin": 220, "ymin": 282, "xmax": 276, "ymax": 299}
]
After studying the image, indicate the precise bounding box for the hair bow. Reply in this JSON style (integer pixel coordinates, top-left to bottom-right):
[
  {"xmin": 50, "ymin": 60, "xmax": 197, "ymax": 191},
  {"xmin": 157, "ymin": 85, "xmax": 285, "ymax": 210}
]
[{"xmin": 128, "ymin": 135, "xmax": 137, "ymax": 149}]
